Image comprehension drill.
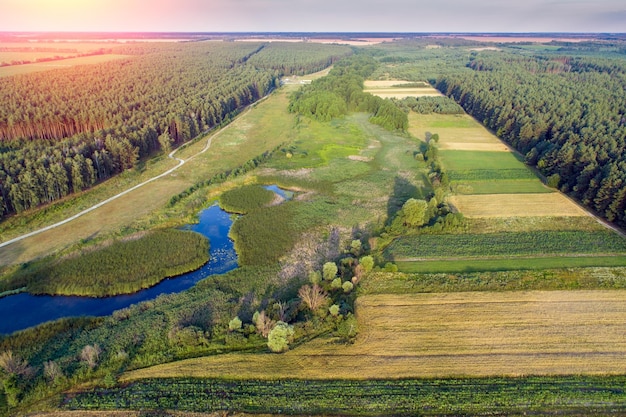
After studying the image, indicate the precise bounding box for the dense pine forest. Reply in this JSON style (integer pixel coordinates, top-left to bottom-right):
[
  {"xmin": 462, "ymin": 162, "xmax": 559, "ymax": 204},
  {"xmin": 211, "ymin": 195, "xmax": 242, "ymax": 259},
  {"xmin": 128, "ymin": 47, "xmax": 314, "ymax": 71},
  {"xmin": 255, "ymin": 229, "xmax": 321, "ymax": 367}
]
[
  {"xmin": 435, "ymin": 49, "xmax": 626, "ymax": 226},
  {"xmin": 0, "ymin": 41, "xmax": 351, "ymax": 219}
]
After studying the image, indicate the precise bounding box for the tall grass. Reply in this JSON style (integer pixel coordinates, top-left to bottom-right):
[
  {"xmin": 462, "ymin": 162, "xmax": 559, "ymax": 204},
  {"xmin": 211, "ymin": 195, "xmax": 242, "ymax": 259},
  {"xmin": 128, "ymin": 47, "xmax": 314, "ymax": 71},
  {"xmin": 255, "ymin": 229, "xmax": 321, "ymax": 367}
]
[{"xmin": 23, "ymin": 230, "xmax": 209, "ymax": 296}]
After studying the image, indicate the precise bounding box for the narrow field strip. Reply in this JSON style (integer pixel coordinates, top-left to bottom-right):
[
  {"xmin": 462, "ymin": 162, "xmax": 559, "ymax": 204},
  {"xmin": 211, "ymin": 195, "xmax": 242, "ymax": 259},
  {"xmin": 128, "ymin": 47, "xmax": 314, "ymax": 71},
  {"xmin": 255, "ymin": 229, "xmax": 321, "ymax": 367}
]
[
  {"xmin": 386, "ymin": 230, "xmax": 626, "ymax": 259},
  {"xmin": 452, "ymin": 179, "xmax": 552, "ymax": 194},
  {"xmin": 122, "ymin": 290, "xmax": 626, "ymax": 380},
  {"xmin": 396, "ymin": 256, "xmax": 626, "ymax": 273},
  {"xmin": 449, "ymin": 193, "xmax": 588, "ymax": 217}
]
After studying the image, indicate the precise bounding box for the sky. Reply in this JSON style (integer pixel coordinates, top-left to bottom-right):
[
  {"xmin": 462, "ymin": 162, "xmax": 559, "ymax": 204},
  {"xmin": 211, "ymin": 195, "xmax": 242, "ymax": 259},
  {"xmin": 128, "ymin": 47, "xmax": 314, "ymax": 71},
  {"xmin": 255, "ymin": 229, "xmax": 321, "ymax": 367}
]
[{"xmin": 1, "ymin": 0, "xmax": 625, "ymax": 33}]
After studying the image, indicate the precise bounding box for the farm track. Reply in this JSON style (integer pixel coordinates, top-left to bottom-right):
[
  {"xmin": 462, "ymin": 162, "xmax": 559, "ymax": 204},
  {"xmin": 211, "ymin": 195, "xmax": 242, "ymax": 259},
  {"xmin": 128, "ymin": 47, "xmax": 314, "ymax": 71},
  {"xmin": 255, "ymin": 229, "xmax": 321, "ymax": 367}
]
[{"xmin": 0, "ymin": 96, "xmax": 267, "ymax": 251}]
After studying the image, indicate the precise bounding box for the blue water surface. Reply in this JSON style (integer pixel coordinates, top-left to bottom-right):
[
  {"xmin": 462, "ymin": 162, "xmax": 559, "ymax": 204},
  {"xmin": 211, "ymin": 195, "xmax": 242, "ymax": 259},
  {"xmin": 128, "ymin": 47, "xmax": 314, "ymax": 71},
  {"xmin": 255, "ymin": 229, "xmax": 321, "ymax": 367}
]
[{"xmin": 0, "ymin": 204, "xmax": 237, "ymax": 335}]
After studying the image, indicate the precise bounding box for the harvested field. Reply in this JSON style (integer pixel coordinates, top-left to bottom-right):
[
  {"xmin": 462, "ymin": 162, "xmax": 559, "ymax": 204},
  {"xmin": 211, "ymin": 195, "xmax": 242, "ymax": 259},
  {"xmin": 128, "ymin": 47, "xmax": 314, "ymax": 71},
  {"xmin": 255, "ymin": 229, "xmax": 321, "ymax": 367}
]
[
  {"xmin": 123, "ymin": 291, "xmax": 626, "ymax": 380},
  {"xmin": 364, "ymin": 80, "xmax": 443, "ymax": 99},
  {"xmin": 439, "ymin": 141, "xmax": 509, "ymax": 151},
  {"xmin": 408, "ymin": 113, "xmax": 507, "ymax": 151},
  {"xmin": 449, "ymin": 193, "xmax": 588, "ymax": 218},
  {"xmin": 0, "ymin": 54, "xmax": 130, "ymax": 77}
]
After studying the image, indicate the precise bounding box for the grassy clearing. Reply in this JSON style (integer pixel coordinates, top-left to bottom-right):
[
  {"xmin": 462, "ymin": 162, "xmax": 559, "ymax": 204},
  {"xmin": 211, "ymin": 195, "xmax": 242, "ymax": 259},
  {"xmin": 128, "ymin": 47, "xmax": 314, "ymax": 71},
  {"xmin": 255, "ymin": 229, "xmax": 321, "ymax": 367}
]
[
  {"xmin": 123, "ymin": 290, "xmax": 626, "ymax": 380},
  {"xmin": 452, "ymin": 179, "xmax": 551, "ymax": 194},
  {"xmin": 396, "ymin": 256, "xmax": 626, "ymax": 273},
  {"xmin": 0, "ymin": 54, "xmax": 130, "ymax": 77},
  {"xmin": 449, "ymin": 193, "xmax": 588, "ymax": 217}
]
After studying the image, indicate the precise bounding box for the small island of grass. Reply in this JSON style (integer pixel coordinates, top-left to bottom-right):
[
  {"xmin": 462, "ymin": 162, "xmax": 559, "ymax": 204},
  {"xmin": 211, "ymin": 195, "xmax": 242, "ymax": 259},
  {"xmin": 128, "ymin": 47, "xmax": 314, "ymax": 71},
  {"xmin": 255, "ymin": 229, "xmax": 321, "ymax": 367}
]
[
  {"xmin": 22, "ymin": 229, "xmax": 209, "ymax": 297},
  {"xmin": 219, "ymin": 184, "xmax": 277, "ymax": 214}
]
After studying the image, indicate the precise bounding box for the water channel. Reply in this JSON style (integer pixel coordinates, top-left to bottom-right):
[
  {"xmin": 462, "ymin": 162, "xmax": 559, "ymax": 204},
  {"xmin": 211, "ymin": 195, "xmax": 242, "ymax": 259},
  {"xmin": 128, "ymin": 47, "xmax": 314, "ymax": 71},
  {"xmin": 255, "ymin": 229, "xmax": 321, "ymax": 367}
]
[{"xmin": 0, "ymin": 185, "xmax": 292, "ymax": 335}]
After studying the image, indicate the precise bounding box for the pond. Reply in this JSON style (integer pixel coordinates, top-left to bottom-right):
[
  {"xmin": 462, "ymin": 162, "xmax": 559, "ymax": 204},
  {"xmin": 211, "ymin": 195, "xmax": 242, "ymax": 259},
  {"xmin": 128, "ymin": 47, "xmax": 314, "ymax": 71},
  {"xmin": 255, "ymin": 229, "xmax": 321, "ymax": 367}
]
[{"xmin": 0, "ymin": 204, "xmax": 237, "ymax": 335}]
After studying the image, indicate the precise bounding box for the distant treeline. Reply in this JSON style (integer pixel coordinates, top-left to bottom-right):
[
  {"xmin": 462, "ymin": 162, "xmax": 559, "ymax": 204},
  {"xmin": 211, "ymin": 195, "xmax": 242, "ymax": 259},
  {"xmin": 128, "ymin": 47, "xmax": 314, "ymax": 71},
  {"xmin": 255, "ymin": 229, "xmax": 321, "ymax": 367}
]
[
  {"xmin": 436, "ymin": 51, "xmax": 626, "ymax": 226},
  {"xmin": 0, "ymin": 42, "xmax": 351, "ymax": 221},
  {"xmin": 288, "ymin": 55, "xmax": 408, "ymax": 131}
]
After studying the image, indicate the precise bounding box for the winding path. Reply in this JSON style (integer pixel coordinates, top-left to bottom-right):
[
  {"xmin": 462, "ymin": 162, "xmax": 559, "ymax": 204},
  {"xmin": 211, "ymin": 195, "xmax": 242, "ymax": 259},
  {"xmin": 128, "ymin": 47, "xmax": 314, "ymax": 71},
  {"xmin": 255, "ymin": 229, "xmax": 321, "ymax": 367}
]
[
  {"xmin": 0, "ymin": 92, "xmax": 271, "ymax": 251},
  {"xmin": 0, "ymin": 132, "xmax": 214, "ymax": 250}
]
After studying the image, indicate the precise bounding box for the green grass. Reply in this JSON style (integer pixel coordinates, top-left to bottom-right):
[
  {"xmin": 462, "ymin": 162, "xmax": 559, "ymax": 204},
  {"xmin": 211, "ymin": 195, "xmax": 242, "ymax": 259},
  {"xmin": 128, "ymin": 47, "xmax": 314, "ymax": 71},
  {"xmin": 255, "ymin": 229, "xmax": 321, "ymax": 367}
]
[
  {"xmin": 448, "ymin": 168, "xmax": 537, "ymax": 181},
  {"xmin": 219, "ymin": 185, "xmax": 276, "ymax": 214},
  {"xmin": 396, "ymin": 256, "xmax": 626, "ymax": 273},
  {"xmin": 6, "ymin": 229, "xmax": 209, "ymax": 296},
  {"xmin": 452, "ymin": 179, "xmax": 551, "ymax": 194},
  {"xmin": 386, "ymin": 230, "xmax": 626, "ymax": 260},
  {"xmin": 439, "ymin": 150, "xmax": 526, "ymax": 171},
  {"xmin": 65, "ymin": 376, "xmax": 626, "ymax": 416},
  {"xmin": 360, "ymin": 267, "xmax": 626, "ymax": 294}
]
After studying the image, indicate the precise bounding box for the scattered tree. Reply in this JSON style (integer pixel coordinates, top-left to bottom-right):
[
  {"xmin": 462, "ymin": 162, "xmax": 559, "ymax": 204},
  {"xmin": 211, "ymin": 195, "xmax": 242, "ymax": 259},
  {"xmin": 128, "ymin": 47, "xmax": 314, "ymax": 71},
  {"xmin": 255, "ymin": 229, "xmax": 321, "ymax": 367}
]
[
  {"xmin": 267, "ymin": 321, "xmax": 295, "ymax": 353},
  {"xmin": 80, "ymin": 344, "xmax": 102, "ymax": 370},
  {"xmin": 298, "ymin": 284, "xmax": 329, "ymax": 312}
]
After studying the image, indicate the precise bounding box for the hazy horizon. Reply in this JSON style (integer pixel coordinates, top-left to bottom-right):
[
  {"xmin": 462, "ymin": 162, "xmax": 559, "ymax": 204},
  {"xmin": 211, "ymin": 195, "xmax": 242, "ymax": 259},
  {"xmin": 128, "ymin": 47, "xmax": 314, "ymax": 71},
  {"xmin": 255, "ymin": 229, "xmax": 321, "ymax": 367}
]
[{"xmin": 1, "ymin": 0, "xmax": 625, "ymax": 34}]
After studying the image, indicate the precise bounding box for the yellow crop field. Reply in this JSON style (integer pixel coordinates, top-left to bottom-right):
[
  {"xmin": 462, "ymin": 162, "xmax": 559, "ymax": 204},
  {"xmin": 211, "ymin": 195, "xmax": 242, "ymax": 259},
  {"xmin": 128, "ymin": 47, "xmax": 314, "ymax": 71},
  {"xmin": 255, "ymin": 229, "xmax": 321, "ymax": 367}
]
[
  {"xmin": 364, "ymin": 80, "xmax": 443, "ymax": 98},
  {"xmin": 408, "ymin": 113, "xmax": 508, "ymax": 151},
  {"xmin": 123, "ymin": 290, "xmax": 626, "ymax": 381},
  {"xmin": 449, "ymin": 193, "xmax": 589, "ymax": 218},
  {"xmin": 0, "ymin": 54, "xmax": 129, "ymax": 77}
]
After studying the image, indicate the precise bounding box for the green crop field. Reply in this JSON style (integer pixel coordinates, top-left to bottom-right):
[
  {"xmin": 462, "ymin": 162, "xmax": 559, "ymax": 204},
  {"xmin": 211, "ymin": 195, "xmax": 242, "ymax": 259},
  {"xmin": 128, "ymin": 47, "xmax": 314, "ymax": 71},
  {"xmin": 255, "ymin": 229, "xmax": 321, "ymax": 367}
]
[
  {"xmin": 439, "ymin": 150, "xmax": 527, "ymax": 171},
  {"xmin": 67, "ymin": 376, "xmax": 626, "ymax": 416},
  {"xmin": 396, "ymin": 255, "xmax": 626, "ymax": 273},
  {"xmin": 386, "ymin": 230, "xmax": 626, "ymax": 260}
]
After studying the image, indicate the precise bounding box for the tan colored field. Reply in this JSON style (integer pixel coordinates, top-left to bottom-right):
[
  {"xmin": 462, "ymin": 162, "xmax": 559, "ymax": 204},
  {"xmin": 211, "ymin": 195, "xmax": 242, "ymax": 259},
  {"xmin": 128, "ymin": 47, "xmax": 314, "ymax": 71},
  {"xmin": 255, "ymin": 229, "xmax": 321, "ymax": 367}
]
[
  {"xmin": 449, "ymin": 193, "xmax": 589, "ymax": 218},
  {"xmin": 0, "ymin": 54, "xmax": 129, "ymax": 77},
  {"xmin": 364, "ymin": 80, "xmax": 442, "ymax": 99},
  {"xmin": 123, "ymin": 290, "xmax": 626, "ymax": 381},
  {"xmin": 408, "ymin": 113, "xmax": 508, "ymax": 151}
]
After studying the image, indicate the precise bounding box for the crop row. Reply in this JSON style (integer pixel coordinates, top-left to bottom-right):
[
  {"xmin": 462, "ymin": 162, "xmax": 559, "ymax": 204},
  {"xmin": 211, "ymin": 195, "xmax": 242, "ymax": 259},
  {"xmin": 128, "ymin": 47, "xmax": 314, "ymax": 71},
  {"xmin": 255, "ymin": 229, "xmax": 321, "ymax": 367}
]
[
  {"xmin": 448, "ymin": 168, "xmax": 537, "ymax": 181},
  {"xmin": 65, "ymin": 376, "xmax": 626, "ymax": 415},
  {"xmin": 386, "ymin": 230, "xmax": 626, "ymax": 259}
]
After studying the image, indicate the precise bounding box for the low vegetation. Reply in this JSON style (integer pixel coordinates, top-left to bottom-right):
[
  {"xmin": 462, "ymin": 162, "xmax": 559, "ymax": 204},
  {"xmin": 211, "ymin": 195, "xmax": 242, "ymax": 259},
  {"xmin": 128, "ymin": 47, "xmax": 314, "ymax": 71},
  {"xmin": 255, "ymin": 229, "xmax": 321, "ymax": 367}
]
[
  {"xmin": 1, "ymin": 229, "xmax": 209, "ymax": 296},
  {"xmin": 219, "ymin": 185, "xmax": 276, "ymax": 214},
  {"xmin": 65, "ymin": 376, "xmax": 626, "ymax": 416}
]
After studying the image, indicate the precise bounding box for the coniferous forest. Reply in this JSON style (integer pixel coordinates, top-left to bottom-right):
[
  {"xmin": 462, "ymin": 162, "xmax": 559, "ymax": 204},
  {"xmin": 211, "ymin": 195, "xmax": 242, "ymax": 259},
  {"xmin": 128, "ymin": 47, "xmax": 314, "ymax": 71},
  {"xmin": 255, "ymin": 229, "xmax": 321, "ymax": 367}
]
[
  {"xmin": 435, "ymin": 50, "xmax": 626, "ymax": 226},
  {"xmin": 0, "ymin": 41, "xmax": 352, "ymax": 219}
]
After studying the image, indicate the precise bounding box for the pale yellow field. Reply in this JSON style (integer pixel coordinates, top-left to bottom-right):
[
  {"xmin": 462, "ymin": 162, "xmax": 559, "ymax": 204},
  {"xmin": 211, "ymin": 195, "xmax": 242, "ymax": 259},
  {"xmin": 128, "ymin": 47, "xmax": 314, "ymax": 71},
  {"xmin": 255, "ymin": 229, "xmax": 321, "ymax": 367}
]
[
  {"xmin": 123, "ymin": 290, "xmax": 626, "ymax": 381},
  {"xmin": 408, "ymin": 113, "xmax": 508, "ymax": 151},
  {"xmin": 449, "ymin": 193, "xmax": 589, "ymax": 218},
  {"xmin": 364, "ymin": 89, "xmax": 443, "ymax": 99},
  {"xmin": 0, "ymin": 54, "xmax": 129, "ymax": 77},
  {"xmin": 364, "ymin": 80, "xmax": 443, "ymax": 99}
]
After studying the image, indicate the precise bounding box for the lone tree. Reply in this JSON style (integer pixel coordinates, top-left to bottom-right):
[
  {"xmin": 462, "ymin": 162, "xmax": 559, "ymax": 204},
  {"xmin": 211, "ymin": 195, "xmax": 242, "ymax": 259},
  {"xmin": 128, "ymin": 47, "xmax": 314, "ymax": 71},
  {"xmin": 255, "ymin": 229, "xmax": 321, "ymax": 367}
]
[
  {"xmin": 298, "ymin": 284, "xmax": 328, "ymax": 312},
  {"xmin": 402, "ymin": 198, "xmax": 429, "ymax": 227},
  {"xmin": 80, "ymin": 344, "xmax": 102, "ymax": 370},
  {"xmin": 267, "ymin": 322, "xmax": 295, "ymax": 353}
]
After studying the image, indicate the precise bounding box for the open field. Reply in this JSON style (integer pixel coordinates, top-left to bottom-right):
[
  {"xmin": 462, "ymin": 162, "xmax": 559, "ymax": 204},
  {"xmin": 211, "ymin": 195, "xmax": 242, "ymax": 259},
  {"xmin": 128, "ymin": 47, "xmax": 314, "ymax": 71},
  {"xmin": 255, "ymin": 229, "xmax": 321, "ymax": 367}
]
[
  {"xmin": 364, "ymin": 80, "xmax": 443, "ymax": 98},
  {"xmin": 452, "ymin": 179, "xmax": 551, "ymax": 194},
  {"xmin": 449, "ymin": 193, "xmax": 589, "ymax": 218},
  {"xmin": 440, "ymin": 150, "xmax": 525, "ymax": 171},
  {"xmin": 0, "ymin": 54, "xmax": 130, "ymax": 77},
  {"xmin": 396, "ymin": 256, "xmax": 626, "ymax": 273},
  {"xmin": 408, "ymin": 113, "xmax": 507, "ymax": 151},
  {"xmin": 123, "ymin": 290, "xmax": 626, "ymax": 380}
]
